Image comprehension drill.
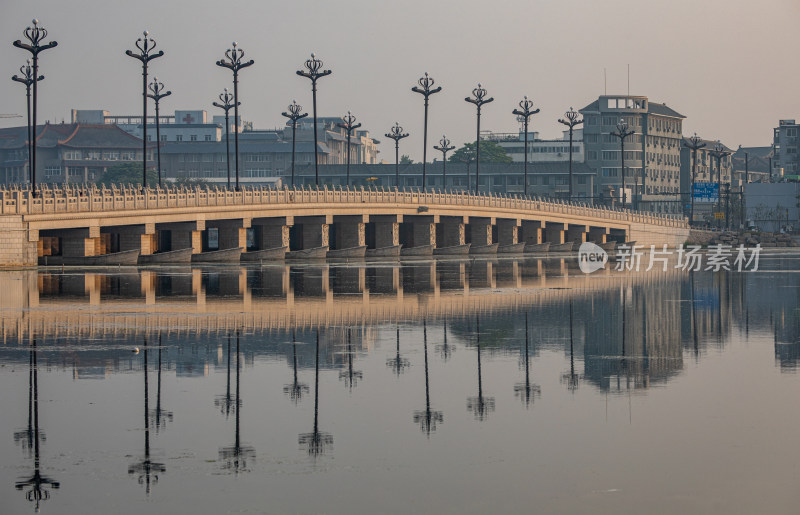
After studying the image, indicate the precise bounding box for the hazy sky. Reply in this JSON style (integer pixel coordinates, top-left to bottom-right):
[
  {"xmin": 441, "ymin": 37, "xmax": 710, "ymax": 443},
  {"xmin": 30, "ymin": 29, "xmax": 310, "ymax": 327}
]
[{"xmin": 2, "ymin": 0, "xmax": 798, "ymax": 161}]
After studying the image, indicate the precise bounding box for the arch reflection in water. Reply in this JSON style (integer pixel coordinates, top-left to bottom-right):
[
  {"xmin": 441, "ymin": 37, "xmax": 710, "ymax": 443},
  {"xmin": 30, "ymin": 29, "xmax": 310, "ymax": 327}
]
[
  {"xmin": 284, "ymin": 328, "xmax": 309, "ymax": 404},
  {"xmin": 467, "ymin": 316, "xmax": 495, "ymax": 421},
  {"xmin": 413, "ymin": 318, "xmax": 443, "ymax": 435},
  {"xmin": 128, "ymin": 336, "xmax": 165, "ymax": 495},
  {"xmin": 514, "ymin": 312, "xmax": 541, "ymax": 407},
  {"xmin": 14, "ymin": 339, "xmax": 60, "ymax": 511},
  {"xmin": 299, "ymin": 329, "xmax": 333, "ymax": 457},
  {"xmin": 218, "ymin": 331, "xmax": 255, "ymax": 473}
]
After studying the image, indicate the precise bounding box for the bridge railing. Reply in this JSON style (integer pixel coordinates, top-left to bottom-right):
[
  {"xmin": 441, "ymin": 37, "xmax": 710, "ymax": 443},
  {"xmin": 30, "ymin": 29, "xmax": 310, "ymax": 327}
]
[{"xmin": 0, "ymin": 184, "xmax": 688, "ymax": 228}]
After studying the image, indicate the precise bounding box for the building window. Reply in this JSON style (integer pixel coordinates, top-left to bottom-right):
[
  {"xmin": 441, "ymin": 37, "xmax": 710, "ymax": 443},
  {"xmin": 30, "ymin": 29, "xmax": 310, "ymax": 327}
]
[
  {"xmin": 205, "ymin": 135, "xmax": 212, "ymax": 142},
  {"xmin": 160, "ymin": 135, "xmax": 167, "ymax": 142},
  {"xmin": 44, "ymin": 166, "xmax": 61, "ymax": 177},
  {"xmin": 190, "ymin": 135, "xmax": 198, "ymax": 142}
]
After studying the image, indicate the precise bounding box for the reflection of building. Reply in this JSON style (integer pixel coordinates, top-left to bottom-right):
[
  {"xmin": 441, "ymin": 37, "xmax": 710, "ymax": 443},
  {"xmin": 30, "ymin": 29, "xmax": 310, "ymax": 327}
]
[{"xmin": 581, "ymin": 95, "xmax": 685, "ymax": 213}]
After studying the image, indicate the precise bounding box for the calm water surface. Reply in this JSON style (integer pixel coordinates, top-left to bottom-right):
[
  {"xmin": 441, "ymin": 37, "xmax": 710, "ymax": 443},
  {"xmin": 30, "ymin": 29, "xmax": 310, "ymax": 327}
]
[{"xmin": 1, "ymin": 255, "xmax": 799, "ymax": 514}]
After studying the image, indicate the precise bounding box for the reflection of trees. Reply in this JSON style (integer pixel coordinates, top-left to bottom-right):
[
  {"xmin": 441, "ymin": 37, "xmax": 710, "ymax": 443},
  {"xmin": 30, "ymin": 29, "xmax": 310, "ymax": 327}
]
[
  {"xmin": 413, "ymin": 319, "xmax": 443, "ymax": 435},
  {"xmin": 284, "ymin": 328, "xmax": 309, "ymax": 403},
  {"xmin": 386, "ymin": 325, "xmax": 410, "ymax": 376},
  {"xmin": 435, "ymin": 319, "xmax": 455, "ymax": 362},
  {"xmin": 149, "ymin": 333, "xmax": 173, "ymax": 433},
  {"xmin": 218, "ymin": 331, "xmax": 255, "ymax": 474},
  {"xmin": 467, "ymin": 316, "xmax": 495, "ymax": 420},
  {"xmin": 340, "ymin": 327, "xmax": 363, "ymax": 390},
  {"xmin": 128, "ymin": 336, "xmax": 165, "ymax": 495},
  {"xmin": 299, "ymin": 329, "xmax": 333, "ymax": 457},
  {"xmin": 15, "ymin": 339, "xmax": 60, "ymax": 511},
  {"xmin": 514, "ymin": 312, "xmax": 541, "ymax": 407}
]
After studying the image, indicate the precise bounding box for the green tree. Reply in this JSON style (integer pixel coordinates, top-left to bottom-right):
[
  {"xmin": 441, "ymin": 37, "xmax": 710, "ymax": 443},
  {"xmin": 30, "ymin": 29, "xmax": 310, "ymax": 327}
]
[
  {"xmin": 400, "ymin": 154, "xmax": 414, "ymax": 164},
  {"xmin": 449, "ymin": 140, "xmax": 511, "ymax": 165},
  {"xmin": 173, "ymin": 176, "xmax": 210, "ymax": 187},
  {"xmin": 95, "ymin": 163, "xmax": 158, "ymax": 187}
]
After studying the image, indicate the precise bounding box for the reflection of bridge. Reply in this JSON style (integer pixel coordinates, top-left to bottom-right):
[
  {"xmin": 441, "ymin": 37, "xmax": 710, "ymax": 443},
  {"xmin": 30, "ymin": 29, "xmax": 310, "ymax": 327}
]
[
  {"xmin": 0, "ymin": 186, "xmax": 688, "ymax": 265},
  {"xmin": 0, "ymin": 260, "xmax": 690, "ymax": 340}
]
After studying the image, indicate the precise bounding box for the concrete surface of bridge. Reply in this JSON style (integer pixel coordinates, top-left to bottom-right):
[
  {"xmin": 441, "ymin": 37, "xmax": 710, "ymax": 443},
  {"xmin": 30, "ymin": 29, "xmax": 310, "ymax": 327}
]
[{"xmin": 0, "ymin": 185, "xmax": 689, "ymax": 266}]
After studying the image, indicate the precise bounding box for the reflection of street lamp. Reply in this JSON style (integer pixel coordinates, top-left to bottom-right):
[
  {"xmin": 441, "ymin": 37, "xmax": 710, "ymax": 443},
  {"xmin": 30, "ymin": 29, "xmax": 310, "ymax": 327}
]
[
  {"xmin": 387, "ymin": 325, "xmax": 410, "ymax": 376},
  {"xmin": 467, "ymin": 316, "xmax": 495, "ymax": 420},
  {"xmin": 512, "ymin": 96, "xmax": 540, "ymax": 197},
  {"xmin": 215, "ymin": 334, "xmax": 238, "ymax": 418},
  {"xmin": 414, "ymin": 319, "xmax": 443, "ymax": 435},
  {"xmin": 284, "ymin": 328, "xmax": 309, "ymax": 404},
  {"xmin": 561, "ymin": 301, "xmax": 582, "ymax": 391},
  {"xmin": 218, "ymin": 331, "xmax": 255, "ymax": 474},
  {"xmin": 125, "ymin": 30, "xmax": 162, "ymax": 189},
  {"xmin": 558, "ymin": 107, "xmax": 584, "ymax": 201},
  {"xmin": 11, "ymin": 60, "xmax": 41, "ymax": 187},
  {"xmin": 128, "ymin": 336, "xmax": 165, "ymax": 495},
  {"xmin": 436, "ymin": 318, "xmax": 456, "ymax": 361},
  {"xmin": 150, "ymin": 333, "xmax": 173, "ymax": 433},
  {"xmin": 340, "ymin": 327, "xmax": 363, "ymax": 390},
  {"xmin": 611, "ymin": 118, "xmax": 636, "ymax": 208},
  {"xmin": 683, "ymin": 133, "xmax": 706, "ymax": 224},
  {"xmin": 336, "ymin": 112, "xmax": 362, "ymax": 187},
  {"xmin": 216, "ymin": 42, "xmax": 254, "ymax": 191},
  {"xmin": 433, "ymin": 135, "xmax": 455, "ymax": 191},
  {"xmin": 385, "ymin": 122, "xmax": 409, "ymax": 189},
  {"xmin": 281, "ymin": 101, "xmax": 308, "ymax": 188},
  {"xmin": 213, "ymin": 88, "xmax": 238, "ymax": 189},
  {"xmin": 14, "ymin": 20, "xmax": 57, "ymax": 195},
  {"xmin": 147, "ymin": 77, "xmax": 171, "ymax": 186},
  {"xmin": 464, "ymin": 84, "xmax": 494, "ymax": 194},
  {"xmin": 299, "ymin": 329, "xmax": 333, "ymax": 457},
  {"xmin": 411, "ymin": 73, "xmax": 442, "ymax": 190},
  {"xmin": 514, "ymin": 312, "xmax": 541, "ymax": 407},
  {"xmin": 296, "ymin": 53, "xmax": 332, "ymax": 187}
]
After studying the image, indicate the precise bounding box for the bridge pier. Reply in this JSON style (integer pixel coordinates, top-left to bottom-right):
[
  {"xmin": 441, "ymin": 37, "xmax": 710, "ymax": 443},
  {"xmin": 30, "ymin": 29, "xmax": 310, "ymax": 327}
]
[
  {"xmin": 332, "ymin": 215, "xmax": 367, "ymax": 250},
  {"xmin": 60, "ymin": 227, "xmax": 104, "ymax": 259},
  {"xmin": 367, "ymin": 215, "xmax": 400, "ymax": 250},
  {"xmin": 207, "ymin": 219, "xmax": 249, "ymax": 251},
  {"xmin": 496, "ymin": 219, "xmax": 520, "ymax": 246},
  {"xmin": 253, "ymin": 217, "xmax": 292, "ymax": 250},
  {"xmin": 588, "ymin": 227, "xmax": 609, "ymax": 244},
  {"xmin": 437, "ymin": 216, "xmax": 466, "ymax": 247},
  {"xmin": 520, "ymin": 220, "xmax": 543, "ymax": 245},
  {"xmin": 566, "ymin": 224, "xmax": 588, "ymax": 244},
  {"xmin": 105, "ymin": 224, "xmax": 156, "ymax": 256},
  {"xmin": 400, "ymin": 216, "xmax": 436, "ymax": 250},
  {"xmin": 544, "ymin": 222, "xmax": 566, "ymax": 244},
  {"xmin": 467, "ymin": 217, "xmax": 493, "ymax": 246},
  {"xmin": 292, "ymin": 216, "xmax": 330, "ymax": 250}
]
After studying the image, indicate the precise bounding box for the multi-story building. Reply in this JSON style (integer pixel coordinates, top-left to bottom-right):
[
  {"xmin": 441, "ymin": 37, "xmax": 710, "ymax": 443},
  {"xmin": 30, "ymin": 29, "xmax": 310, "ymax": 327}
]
[
  {"xmin": 679, "ymin": 138, "xmax": 734, "ymax": 223},
  {"xmin": 772, "ymin": 119, "xmax": 798, "ymax": 177},
  {"xmin": 580, "ymin": 95, "xmax": 685, "ymax": 213},
  {"xmin": 0, "ymin": 122, "xmax": 154, "ymax": 185},
  {"xmin": 72, "ymin": 109, "xmax": 223, "ymax": 143},
  {"xmin": 484, "ymin": 129, "xmax": 584, "ymax": 164},
  {"xmin": 731, "ymin": 146, "xmax": 772, "ymax": 190}
]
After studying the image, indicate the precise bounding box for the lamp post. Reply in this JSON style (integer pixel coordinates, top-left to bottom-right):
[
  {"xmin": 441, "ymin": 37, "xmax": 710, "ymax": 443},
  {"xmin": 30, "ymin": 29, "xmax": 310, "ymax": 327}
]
[
  {"xmin": 13, "ymin": 20, "xmax": 57, "ymax": 196},
  {"xmin": 126, "ymin": 30, "xmax": 162, "ymax": 189},
  {"xmin": 385, "ymin": 122, "xmax": 409, "ymax": 189},
  {"xmin": 146, "ymin": 77, "xmax": 171, "ymax": 187},
  {"xmin": 216, "ymin": 42, "xmax": 254, "ymax": 191},
  {"xmin": 296, "ymin": 53, "xmax": 332, "ymax": 188},
  {"xmin": 433, "ymin": 134, "xmax": 455, "ymax": 191},
  {"xmin": 213, "ymin": 88, "xmax": 238, "ymax": 189},
  {"xmin": 739, "ymin": 146, "xmax": 749, "ymax": 228},
  {"xmin": 683, "ymin": 133, "xmax": 706, "ymax": 224},
  {"xmin": 411, "ymin": 73, "xmax": 442, "ymax": 191},
  {"xmin": 709, "ymin": 141, "xmax": 732, "ymax": 229},
  {"xmin": 558, "ymin": 107, "xmax": 583, "ymax": 201},
  {"xmin": 464, "ymin": 84, "xmax": 494, "ymax": 194},
  {"xmin": 11, "ymin": 60, "xmax": 41, "ymax": 187},
  {"xmin": 281, "ymin": 100, "xmax": 307, "ymax": 188},
  {"xmin": 512, "ymin": 96, "xmax": 540, "ymax": 197},
  {"xmin": 336, "ymin": 111, "xmax": 361, "ymax": 187},
  {"xmin": 611, "ymin": 118, "xmax": 635, "ymax": 209}
]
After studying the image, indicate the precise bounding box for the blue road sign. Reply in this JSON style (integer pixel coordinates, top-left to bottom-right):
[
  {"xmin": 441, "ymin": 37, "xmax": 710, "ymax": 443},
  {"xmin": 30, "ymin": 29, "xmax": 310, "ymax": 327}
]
[{"xmin": 693, "ymin": 182, "xmax": 719, "ymax": 203}]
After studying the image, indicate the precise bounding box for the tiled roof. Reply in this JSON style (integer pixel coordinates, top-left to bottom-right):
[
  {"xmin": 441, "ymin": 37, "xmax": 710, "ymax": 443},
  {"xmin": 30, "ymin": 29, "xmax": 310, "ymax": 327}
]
[{"xmin": 647, "ymin": 102, "xmax": 685, "ymax": 119}]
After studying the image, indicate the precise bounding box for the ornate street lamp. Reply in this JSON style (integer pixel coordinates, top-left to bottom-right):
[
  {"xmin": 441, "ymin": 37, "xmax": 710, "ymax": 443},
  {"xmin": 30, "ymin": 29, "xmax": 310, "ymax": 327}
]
[
  {"xmin": 411, "ymin": 73, "xmax": 442, "ymax": 190},
  {"xmin": 213, "ymin": 88, "xmax": 238, "ymax": 189},
  {"xmin": 126, "ymin": 30, "xmax": 162, "ymax": 189},
  {"xmin": 465, "ymin": 84, "xmax": 494, "ymax": 194},
  {"xmin": 336, "ymin": 112, "xmax": 362, "ymax": 187},
  {"xmin": 385, "ymin": 122, "xmax": 409, "ymax": 189},
  {"xmin": 281, "ymin": 100, "xmax": 307, "ymax": 188},
  {"xmin": 296, "ymin": 53, "xmax": 332, "ymax": 187},
  {"xmin": 683, "ymin": 133, "xmax": 706, "ymax": 224},
  {"xmin": 558, "ymin": 107, "xmax": 583, "ymax": 201},
  {"xmin": 13, "ymin": 20, "xmax": 57, "ymax": 195},
  {"xmin": 11, "ymin": 60, "xmax": 41, "ymax": 187},
  {"xmin": 433, "ymin": 134, "xmax": 455, "ymax": 191},
  {"xmin": 709, "ymin": 141, "xmax": 732, "ymax": 228},
  {"xmin": 216, "ymin": 42, "xmax": 254, "ymax": 191},
  {"xmin": 147, "ymin": 77, "xmax": 171, "ymax": 187},
  {"xmin": 611, "ymin": 118, "xmax": 635, "ymax": 208},
  {"xmin": 512, "ymin": 96, "xmax": 540, "ymax": 197}
]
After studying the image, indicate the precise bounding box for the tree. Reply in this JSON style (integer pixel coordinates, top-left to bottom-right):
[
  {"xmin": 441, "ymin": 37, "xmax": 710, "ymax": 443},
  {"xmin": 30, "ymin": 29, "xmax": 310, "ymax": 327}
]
[
  {"xmin": 400, "ymin": 154, "xmax": 414, "ymax": 164},
  {"xmin": 173, "ymin": 176, "xmax": 209, "ymax": 187},
  {"xmin": 95, "ymin": 163, "xmax": 158, "ymax": 187},
  {"xmin": 449, "ymin": 140, "xmax": 512, "ymax": 165}
]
